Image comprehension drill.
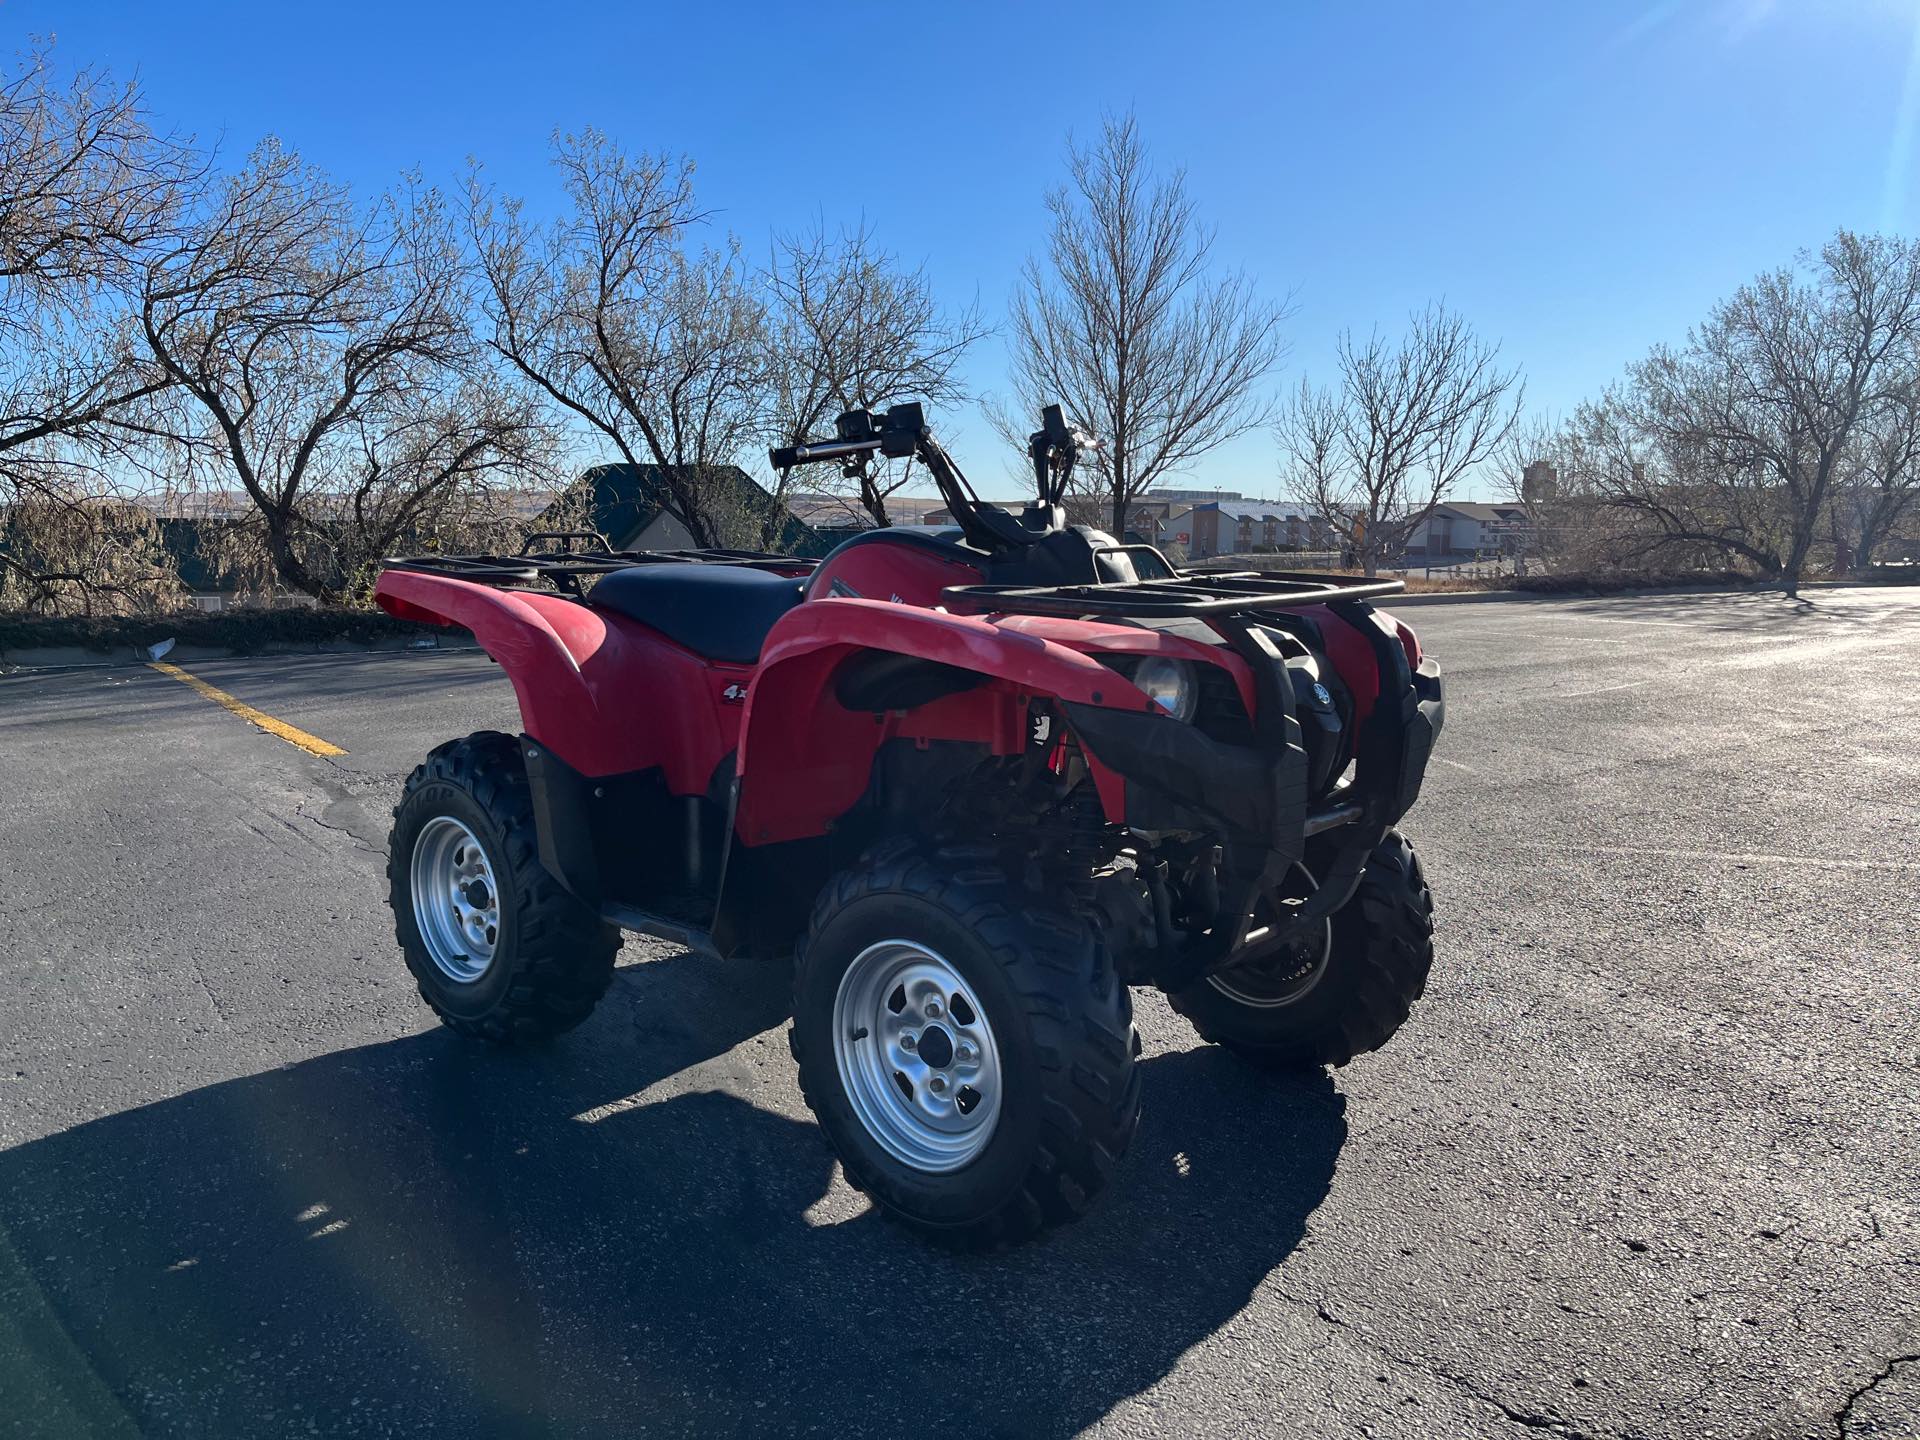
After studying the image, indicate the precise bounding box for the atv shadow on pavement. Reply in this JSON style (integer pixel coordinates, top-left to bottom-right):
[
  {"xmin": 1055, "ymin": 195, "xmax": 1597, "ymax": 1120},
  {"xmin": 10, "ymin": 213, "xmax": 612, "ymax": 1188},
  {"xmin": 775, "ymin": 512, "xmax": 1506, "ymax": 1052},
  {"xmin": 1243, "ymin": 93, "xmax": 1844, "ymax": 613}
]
[{"xmin": 0, "ymin": 950, "xmax": 1348, "ymax": 1438}]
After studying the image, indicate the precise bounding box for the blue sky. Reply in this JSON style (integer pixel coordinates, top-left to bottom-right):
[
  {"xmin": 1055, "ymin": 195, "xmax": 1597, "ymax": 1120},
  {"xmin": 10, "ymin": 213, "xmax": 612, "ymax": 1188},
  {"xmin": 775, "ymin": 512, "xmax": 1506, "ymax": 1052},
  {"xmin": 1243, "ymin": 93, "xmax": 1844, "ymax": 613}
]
[{"xmin": 17, "ymin": 0, "xmax": 1920, "ymax": 498}]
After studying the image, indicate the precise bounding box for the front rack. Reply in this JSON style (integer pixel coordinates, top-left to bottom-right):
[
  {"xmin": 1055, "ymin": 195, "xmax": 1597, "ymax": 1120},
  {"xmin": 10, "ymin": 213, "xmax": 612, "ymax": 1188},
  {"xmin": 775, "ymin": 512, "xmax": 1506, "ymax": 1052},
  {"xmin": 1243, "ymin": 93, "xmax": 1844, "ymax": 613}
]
[
  {"xmin": 382, "ymin": 542, "xmax": 818, "ymax": 595},
  {"xmin": 941, "ymin": 570, "xmax": 1405, "ymax": 619}
]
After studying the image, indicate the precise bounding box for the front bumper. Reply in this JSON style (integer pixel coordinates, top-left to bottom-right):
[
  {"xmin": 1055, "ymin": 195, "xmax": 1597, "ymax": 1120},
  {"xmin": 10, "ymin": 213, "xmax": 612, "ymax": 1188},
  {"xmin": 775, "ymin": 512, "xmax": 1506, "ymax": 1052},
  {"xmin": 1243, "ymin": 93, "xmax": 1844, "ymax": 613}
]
[
  {"xmin": 1063, "ymin": 604, "xmax": 1444, "ymax": 984},
  {"xmin": 1379, "ymin": 654, "xmax": 1446, "ymax": 823}
]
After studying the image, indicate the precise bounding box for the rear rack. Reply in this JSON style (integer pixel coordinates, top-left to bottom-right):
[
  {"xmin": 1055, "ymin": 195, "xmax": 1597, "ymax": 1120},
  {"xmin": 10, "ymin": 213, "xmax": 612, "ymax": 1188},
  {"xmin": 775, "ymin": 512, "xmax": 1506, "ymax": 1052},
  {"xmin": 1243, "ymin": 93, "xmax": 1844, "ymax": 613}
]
[
  {"xmin": 382, "ymin": 542, "xmax": 817, "ymax": 595},
  {"xmin": 942, "ymin": 570, "xmax": 1404, "ymax": 619}
]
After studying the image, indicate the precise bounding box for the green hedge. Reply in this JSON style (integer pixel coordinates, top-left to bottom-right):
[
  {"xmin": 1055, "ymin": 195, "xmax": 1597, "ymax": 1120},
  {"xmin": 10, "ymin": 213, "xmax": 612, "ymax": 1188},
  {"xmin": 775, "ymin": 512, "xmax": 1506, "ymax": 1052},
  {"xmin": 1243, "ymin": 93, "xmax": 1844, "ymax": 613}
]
[{"xmin": 0, "ymin": 606, "xmax": 443, "ymax": 655}]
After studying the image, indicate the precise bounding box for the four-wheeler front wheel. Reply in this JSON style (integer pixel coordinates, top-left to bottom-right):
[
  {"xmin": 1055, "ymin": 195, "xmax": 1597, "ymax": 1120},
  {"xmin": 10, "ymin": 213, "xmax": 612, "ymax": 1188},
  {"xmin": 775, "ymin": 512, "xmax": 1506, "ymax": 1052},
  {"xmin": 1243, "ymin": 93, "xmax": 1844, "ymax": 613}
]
[
  {"xmin": 791, "ymin": 840, "xmax": 1141, "ymax": 1248},
  {"xmin": 831, "ymin": 938, "xmax": 1006, "ymax": 1173},
  {"xmin": 388, "ymin": 731, "xmax": 619, "ymax": 1043},
  {"xmin": 1169, "ymin": 829, "xmax": 1435, "ymax": 1070}
]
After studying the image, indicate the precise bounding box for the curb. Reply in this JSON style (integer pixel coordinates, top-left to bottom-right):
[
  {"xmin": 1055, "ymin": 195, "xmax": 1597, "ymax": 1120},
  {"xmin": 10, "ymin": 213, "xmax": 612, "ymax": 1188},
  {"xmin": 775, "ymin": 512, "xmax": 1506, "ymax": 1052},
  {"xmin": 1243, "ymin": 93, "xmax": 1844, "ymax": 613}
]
[
  {"xmin": 1375, "ymin": 578, "xmax": 1913, "ymax": 609},
  {"xmin": 0, "ymin": 635, "xmax": 481, "ymax": 675}
]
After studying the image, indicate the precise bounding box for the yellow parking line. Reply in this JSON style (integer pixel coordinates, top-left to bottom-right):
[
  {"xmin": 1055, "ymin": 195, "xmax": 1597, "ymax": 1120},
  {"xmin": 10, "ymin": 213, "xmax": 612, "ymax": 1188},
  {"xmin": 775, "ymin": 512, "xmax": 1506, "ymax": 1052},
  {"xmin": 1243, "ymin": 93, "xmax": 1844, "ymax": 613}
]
[{"xmin": 147, "ymin": 662, "xmax": 347, "ymax": 757}]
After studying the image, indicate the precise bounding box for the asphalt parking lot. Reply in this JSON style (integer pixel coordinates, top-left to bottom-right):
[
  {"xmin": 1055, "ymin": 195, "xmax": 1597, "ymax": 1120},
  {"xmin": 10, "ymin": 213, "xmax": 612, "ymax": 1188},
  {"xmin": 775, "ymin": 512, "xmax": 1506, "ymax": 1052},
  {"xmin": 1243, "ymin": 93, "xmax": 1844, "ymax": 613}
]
[{"xmin": 1, "ymin": 587, "xmax": 1916, "ymax": 1439}]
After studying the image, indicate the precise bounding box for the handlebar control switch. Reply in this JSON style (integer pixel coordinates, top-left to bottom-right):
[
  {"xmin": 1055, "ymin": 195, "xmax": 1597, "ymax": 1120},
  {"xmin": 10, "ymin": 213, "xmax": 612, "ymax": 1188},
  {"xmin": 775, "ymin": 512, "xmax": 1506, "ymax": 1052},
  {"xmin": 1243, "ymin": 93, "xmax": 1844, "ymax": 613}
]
[{"xmin": 879, "ymin": 401, "xmax": 926, "ymax": 458}]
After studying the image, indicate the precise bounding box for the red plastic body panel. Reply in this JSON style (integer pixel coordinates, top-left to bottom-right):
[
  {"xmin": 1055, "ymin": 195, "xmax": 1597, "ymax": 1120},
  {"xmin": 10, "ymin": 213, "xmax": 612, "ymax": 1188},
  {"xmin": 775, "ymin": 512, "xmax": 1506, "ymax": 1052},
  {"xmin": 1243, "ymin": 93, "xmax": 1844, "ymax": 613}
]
[
  {"xmin": 735, "ymin": 599, "xmax": 1160, "ymax": 844},
  {"xmin": 375, "ymin": 570, "xmax": 741, "ymax": 790},
  {"xmin": 995, "ymin": 614, "xmax": 1260, "ymax": 715},
  {"xmin": 805, "ymin": 536, "xmax": 987, "ymax": 607},
  {"xmin": 375, "ymin": 544, "xmax": 1398, "ymax": 854},
  {"xmin": 374, "ymin": 568, "xmax": 1180, "ymax": 844},
  {"xmin": 1298, "ymin": 603, "xmax": 1386, "ymax": 726}
]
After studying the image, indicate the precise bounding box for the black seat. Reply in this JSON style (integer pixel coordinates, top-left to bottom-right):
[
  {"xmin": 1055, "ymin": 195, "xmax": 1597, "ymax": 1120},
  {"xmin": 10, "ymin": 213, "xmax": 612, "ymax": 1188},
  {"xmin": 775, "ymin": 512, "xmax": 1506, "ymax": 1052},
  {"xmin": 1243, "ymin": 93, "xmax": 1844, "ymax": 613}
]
[{"xmin": 589, "ymin": 565, "xmax": 805, "ymax": 663}]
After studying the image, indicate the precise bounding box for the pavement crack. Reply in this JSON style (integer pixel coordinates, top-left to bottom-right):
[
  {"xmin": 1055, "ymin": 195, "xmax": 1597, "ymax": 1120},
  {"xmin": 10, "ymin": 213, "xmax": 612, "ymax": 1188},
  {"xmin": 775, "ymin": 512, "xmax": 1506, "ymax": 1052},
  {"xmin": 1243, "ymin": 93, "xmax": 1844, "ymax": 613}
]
[
  {"xmin": 1361, "ymin": 1355, "xmax": 1607, "ymax": 1440},
  {"xmin": 188, "ymin": 961, "xmax": 231, "ymax": 1030},
  {"xmin": 295, "ymin": 798, "xmax": 388, "ymax": 857},
  {"xmin": 1832, "ymin": 1353, "xmax": 1919, "ymax": 1438},
  {"xmin": 299, "ymin": 805, "xmax": 383, "ymax": 853},
  {"xmin": 1268, "ymin": 1282, "xmax": 1609, "ymax": 1440}
]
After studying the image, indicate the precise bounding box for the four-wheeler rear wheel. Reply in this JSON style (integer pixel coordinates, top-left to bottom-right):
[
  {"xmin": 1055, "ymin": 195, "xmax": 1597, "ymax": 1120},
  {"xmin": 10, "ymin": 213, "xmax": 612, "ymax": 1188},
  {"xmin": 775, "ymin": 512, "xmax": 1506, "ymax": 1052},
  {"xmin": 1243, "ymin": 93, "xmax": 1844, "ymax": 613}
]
[
  {"xmin": 1169, "ymin": 830, "xmax": 1434, "ymax": 1070},
  {"xmin": 388, "ymin": 731, "xmax": 619, "ymax": 1043},
  {"xmin": 790, "ymin": 839, "xmax": 1142, "ymax": 1248}
]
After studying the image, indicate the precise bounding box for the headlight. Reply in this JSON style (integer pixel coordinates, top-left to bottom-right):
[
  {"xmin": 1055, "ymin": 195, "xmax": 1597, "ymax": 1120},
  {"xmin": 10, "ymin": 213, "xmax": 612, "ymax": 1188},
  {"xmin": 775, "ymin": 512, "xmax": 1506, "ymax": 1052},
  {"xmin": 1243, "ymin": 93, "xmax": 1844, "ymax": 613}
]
[{"xmin": 1131, "ymin": 657, "xmax": 1196, "ymax": 722}]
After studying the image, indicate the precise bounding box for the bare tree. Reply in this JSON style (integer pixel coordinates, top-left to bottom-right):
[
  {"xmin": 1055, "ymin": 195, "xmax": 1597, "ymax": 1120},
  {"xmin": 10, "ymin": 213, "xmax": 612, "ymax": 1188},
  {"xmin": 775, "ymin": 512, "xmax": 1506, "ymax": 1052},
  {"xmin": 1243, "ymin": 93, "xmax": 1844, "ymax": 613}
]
[
  {"xmin": 140, "ymin": 142, "xmax": 552, "ymax": 601},
  {"xmin": 470, "ymin": 131, "xmax": 775, "ymax": 549},
  {"xmin": 0, "ymin": 47, "xmax": 197, "ymax": 610},
  {"xmin": 1279, "ymin": 305, "xmax": 1522, "ymax": 576},
  {"xmin": 1002, "ymin": 113, "xmax": 1288, "ymax": 537},
  {"xmin": 643, "ymin": 241, "xmax": 774, "ymax": 547},
  {"xmin": 1617, "ymin": 231, "xmax": 1920, "ymax": 594},
  {"xmin": 765, "ymin": 220, "xmax": 987, "ymax": 527},
  {"xmin": 0, "ymin": 495, "xmax": 184, "ymax": 614},
  {"xmin": 1826, "ymin": 371, "xmax": 1920, "ymax": 572},
  {"xmin": 0, "ymin": 46, "xmax": 195, "ymax": 320},
  {"xmin": 1494, "ymin": 412, "xmax": 1574, "ymax": 570},
  {"xmin": 1500, "ymin": 397, "xmax": 1759, "ymax": 576}
]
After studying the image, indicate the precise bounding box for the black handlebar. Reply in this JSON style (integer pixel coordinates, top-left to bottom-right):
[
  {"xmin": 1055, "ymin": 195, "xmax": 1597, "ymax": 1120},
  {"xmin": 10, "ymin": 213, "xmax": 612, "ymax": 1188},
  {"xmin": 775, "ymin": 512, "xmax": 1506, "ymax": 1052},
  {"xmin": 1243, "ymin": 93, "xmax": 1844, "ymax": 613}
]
[
  {"xmin": 770, "ymin": 399, "xmax": 1096, "ymax": 559},
  {"xmin": 770, "ymin": 402, "xmax": 927, "ymax": 475},
  {"xmin": 1028, "ymin": 403, "xmax": 1096, "ymax": 507},
  {"xmin": 768, "ymin": 436, "xmax": 885, "ymax": 471}
]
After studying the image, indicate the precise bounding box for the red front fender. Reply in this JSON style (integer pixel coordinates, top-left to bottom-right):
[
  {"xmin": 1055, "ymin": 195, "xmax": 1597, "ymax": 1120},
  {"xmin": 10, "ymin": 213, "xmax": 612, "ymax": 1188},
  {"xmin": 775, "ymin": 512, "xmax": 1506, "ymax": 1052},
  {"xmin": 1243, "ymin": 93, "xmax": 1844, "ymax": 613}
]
[{"xmin": 735, "ymin": 599, "xmax": 1155, "ymax": 846}]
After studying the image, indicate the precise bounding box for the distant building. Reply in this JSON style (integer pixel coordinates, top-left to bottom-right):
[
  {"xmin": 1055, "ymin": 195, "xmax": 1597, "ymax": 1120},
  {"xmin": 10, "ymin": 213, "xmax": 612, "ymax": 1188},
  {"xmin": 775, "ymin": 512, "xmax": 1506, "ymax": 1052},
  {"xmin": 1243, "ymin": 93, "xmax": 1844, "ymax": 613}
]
[
  {"xmin": 1405, "ymin": 501, "xmax": 1532, "ymax": 560},
  {"xmin": 921, "ymin": 500, "xmax": 1032, "ymax": 529},
  {"xmin": 1166, "ymin": 500, "xmax": 1337, "ymax": 559},
  {"xmin": 542, "ymin": 463, "xmax": 819, "ymax": 554},
  {"xmin": 1520, "ymin": 461, "xmax": 1558, "ymax": 504},
  {"xmin": 1154, "ymin": 487, "xmax": 1246, "ymax": 504},
  {"xmin": 155, "ymin": 515, "xmax": 244, "ymax": 610},
  {"xmin": 919, "ymin": 492, "xmax": 1279, "ymax": 550},
  {"xmin": 785, "ymin": 492, "xmax": 950, "ymax": 530}
]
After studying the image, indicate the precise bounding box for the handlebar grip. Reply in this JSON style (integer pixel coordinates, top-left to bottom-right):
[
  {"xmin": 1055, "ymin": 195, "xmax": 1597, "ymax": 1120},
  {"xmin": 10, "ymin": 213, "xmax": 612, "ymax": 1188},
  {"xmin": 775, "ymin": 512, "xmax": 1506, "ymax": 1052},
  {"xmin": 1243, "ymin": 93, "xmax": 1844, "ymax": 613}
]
[{"xmin": 769, "ymin": 436, "xmax": 886, "ymax": 470}]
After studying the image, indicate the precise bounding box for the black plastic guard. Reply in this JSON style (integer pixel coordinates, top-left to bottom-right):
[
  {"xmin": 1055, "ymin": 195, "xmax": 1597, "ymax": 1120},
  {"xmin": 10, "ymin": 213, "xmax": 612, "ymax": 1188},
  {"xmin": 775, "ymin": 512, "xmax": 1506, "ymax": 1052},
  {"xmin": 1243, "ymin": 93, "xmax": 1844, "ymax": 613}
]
[
  {"xmin": 1334, "ymin": 608, "xmax": 1445, "ymax": 831},
  {"xmin": 1394, "ymin": 658, "xmax": 1445, "ymax": 820},
  {"xmin": 1061, "ymin": 702, "xmax": 1310, "ymax": 862},
  {"xmin": 1070, "ymin": 608, "xmax": 1444, "ymax": 989},
  {"xmin": 521, "ymin": 737, "xmax": 602, "ymax": 902}
]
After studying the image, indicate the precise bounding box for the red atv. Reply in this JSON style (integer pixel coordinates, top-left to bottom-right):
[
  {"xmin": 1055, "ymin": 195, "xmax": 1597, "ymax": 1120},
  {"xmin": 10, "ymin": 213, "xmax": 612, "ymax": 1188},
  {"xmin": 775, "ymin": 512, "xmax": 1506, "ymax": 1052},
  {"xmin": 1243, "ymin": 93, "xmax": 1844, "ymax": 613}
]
[{"xmin": 375, "ymin": 403, "xmax": 1444, "ymax": 1247}]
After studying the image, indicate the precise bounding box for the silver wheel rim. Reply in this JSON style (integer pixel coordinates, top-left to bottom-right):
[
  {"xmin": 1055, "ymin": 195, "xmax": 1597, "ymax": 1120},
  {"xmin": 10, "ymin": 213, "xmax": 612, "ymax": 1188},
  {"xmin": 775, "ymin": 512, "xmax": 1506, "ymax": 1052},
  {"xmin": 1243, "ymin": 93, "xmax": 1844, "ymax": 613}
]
[
  {"xmin": 831, "ymin": 940, "xmax": 1003, "ymax": 1173},
  {"xmin": 1206, "ymin": 921, "xmax": 1333, "ymax": 1007},
  {"xmin": 1207, "ymin": 865, "xmax": 1333, "ymax": 1009},
  {"xmin": 410, "ymin": 815, "xmax": 502, "ymax": 984}
]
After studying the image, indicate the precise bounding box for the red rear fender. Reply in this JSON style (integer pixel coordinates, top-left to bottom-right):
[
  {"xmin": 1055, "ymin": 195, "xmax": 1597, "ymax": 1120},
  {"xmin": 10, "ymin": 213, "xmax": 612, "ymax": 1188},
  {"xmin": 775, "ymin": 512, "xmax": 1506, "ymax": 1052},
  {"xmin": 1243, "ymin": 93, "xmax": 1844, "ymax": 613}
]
[{"xmin": 374, "ymin": 570, "xmax": 735, "ymax": 786}]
